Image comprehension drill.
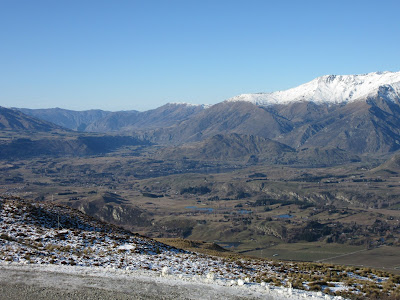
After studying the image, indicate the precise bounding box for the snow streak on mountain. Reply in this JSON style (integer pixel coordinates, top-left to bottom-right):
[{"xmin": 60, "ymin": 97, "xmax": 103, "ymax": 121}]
[{"xmin": 228, "ymin": 71, "xmax": 400, "ymax": 106}]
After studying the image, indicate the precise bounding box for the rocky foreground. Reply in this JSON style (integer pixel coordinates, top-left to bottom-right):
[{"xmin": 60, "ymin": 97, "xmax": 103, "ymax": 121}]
[{"xmin": 1, "ymin": 196, "xmax": 399, "ymax": 299}]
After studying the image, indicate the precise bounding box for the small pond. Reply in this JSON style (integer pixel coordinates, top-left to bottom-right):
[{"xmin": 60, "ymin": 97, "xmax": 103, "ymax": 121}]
[
  {"xmin": 185, "ymin": 206, "xmax": 214, "ymax": 213},
  {"xmin": 237, "ymin": 209, "xmax": 252, "ymax": 214},
  {"xmin": 276, "ymin": 214, "xmax": 294, "ymax": 219}
]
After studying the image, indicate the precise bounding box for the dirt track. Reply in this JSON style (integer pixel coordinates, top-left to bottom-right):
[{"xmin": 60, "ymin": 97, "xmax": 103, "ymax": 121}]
[{"xmin": 0, "ymin": 264, "xmax": 270, "ymax": 300}]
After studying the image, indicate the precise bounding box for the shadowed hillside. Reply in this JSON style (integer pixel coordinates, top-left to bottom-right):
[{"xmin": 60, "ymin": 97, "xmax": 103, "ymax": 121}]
[{"xmin": 0, "ymin": 107, "xmax": 65, "ymax": 132}]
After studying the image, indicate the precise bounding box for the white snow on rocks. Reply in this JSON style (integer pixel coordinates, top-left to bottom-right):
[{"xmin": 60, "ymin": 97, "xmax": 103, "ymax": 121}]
[{"xmin": 227, "ymin": 71, "xmax": 400, "ymax": 106}]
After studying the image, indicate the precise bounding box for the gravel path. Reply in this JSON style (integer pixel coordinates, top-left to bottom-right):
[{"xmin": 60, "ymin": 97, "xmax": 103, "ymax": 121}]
[{"xmin": 0, "ymin": 264, "xmax": 273, "ymax": 300}]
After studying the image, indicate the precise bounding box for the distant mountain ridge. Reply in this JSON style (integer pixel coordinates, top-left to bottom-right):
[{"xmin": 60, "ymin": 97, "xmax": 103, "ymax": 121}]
[
  {"xmin": 0, "ymin": 106, "xmax": 65, "ymax": 132},
  {"xmin": 15, "ymin": 103, "xmax": 207, "ymax": 132},
  {"xmin": 7, "ymin": 70, "xmax": 400, "ymax": 156},
  {"xmin": 18, "ymin": 107, "xmax": 112, "ymax": 131},
  {"xmin": 85, "ymin": 103, "xmax": 207, "ymax": 132}
]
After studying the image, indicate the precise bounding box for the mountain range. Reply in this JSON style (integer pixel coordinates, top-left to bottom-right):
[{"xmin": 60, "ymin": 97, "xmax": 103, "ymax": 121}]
[
  {"xmin": 4, "ymin": 70, "xmax": 400, "ymax": 157},
  {"xmin": 17, "ymin": 103, "xmax": 207, "ymax": 132}
]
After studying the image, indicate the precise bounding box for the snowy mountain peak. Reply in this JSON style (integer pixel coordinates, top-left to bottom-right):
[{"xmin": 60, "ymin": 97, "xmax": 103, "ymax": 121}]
[{"xmin": 227, "ymin": 71, "xmax": 400, "ymax": 106}]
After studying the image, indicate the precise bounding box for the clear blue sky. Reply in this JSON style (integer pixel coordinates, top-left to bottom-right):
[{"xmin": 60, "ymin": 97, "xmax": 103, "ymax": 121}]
[{"xmin": 1, "ymin": 0, "xmax": 399, "ymax": 111}]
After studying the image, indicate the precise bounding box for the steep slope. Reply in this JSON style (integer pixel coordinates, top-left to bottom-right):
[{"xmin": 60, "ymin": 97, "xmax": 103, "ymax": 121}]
[
  {"xmin": 17, "ymin": 107, "xmax": 112, "ymax": 131},
  {"xmin": 146, "ymin": 101, "xmax": 293, "ymax": 144},
  {"xmin": 0, "ymin": 107, "xmax": 64, "ymax": 132},
  {"xmin": 0, "ymin": 196, "xmax": 184, "ymax": 267},
  {"xmin": 275, "ymin": 92, "xmax": 400, "ymax": 153}
]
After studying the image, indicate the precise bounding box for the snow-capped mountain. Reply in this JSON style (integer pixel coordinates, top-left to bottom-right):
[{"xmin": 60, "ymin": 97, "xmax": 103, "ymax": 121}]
[
  {"xmin": 143, "ymin": 70, "xmax": 400, "ymax": 153},
  {"xmin": 227, "ymin": 71, "xmax": 400, "ymax": 106}
]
